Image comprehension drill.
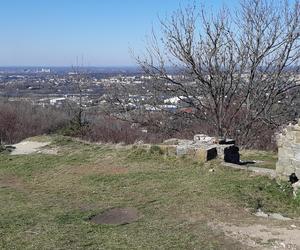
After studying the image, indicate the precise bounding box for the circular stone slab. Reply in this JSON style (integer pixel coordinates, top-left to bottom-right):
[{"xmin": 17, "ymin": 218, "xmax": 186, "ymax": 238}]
[{"xmin": 90, "ymin": 207, "xmax": 139, "ymax": 225}]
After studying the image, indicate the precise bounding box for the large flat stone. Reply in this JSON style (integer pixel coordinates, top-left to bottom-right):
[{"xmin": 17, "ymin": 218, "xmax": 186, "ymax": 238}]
[{"xmin": 176, "ymin": 144, "xmax": 217, "ymax": 162}]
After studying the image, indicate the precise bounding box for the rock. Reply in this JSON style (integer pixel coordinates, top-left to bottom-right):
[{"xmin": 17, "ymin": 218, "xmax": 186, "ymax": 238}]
[
  {"xmin": 194, "ymin": 146, "xmax": 217, "ymax": 162},
  {"xmin": 224, "ymin": 145, "xmax": 240, "ymax": 164},
  {"xmin": 279, "ymin": 242, "xmax": 286, "ymax": 248},
  {"xmin": 254, "ymin": 209, "xmax": 291, "ymax": 221},
  {"xmin": 218, "ymin": 138, "xmax": 235, "ymax": 145},
  {"xmin": 255, "ymin": 209, "xmax": 269, "ymax": 218},
  {"xmin": 206, "ymin": 147, "xmax": 218, "ymax": 161},
  {"xmin": 223, "ymin": 146, "xmax": 256, "ymax": 166},
  {"xmin": 194, "ymin": 148, "xmax": 206, "ymax": 162},
  {"xmin": 5, "ymin": 145, "xmax": 16, "ymax": 152},
  {"xmin": 292, "ymin": 181, "xmax": 300, "ymax": 198},
  {"xmin": 176, "ymin": 144, "xmax": 217, "ymax": 162},
  {"xmin": 289, "ymin": 173, "xmax": 299, "ymax": 184},
  {"xmin": 215, "ymin": 145, "xmax": 230, "ymax": 159},
  {"xmin": 0, "ymin": 145, "xmax": 16, "ymax": 153},
  {"xmin": 269, "ymin": 213, "xmax": 291, "ymax": 221},
  {"xmin": 193, "ymin": 134, "xmax": 215, "ymax": 143},
  {"xmin": 176, "ymin": 145, "xmax": 190, "ymax": 156}
]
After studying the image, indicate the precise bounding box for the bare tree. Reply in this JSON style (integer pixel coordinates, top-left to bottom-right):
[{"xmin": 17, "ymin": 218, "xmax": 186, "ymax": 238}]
[
  {"xmin": 65, "ymin": 67, "xmax": 89, "ymax": 132},
  {"xmin": 106, "ymin": 0, "xmax": 300, "ymax": 146}
]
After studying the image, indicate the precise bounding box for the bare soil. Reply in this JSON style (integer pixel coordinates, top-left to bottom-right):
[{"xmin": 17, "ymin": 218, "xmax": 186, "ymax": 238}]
[
  {"xmin": 0, "ymin": 175, "xmax": 27, "ymax": 191},
  {"xmin": 10, "ymin": 141, "xmax": 52, "ymax": 155},
  {"xmin": 209, "ymin": 220, "xmax": 300, "ymax": 249},
  {"xmin": 90, "ymin": 207, "xmax": 140, "ymax": 225}
]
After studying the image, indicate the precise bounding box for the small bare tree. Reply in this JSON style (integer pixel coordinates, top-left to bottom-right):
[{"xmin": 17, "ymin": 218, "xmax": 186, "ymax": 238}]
[
  {"xmin": 106, "ymin": 0, "xmax": 300, "ymax": 146},
  {"xmin": 65, "ymin": 67, "xmax": 89, "ymax": 133}
]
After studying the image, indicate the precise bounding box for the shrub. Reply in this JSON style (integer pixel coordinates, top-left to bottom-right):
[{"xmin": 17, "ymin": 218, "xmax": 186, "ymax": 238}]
[
  {"xmin": 80, "ymin": 115, "xmax": 152, "ymax": 144},
  {"xmin": 0, "ymin": 100, "xmax": 70, "ymax": 144},
  {"xmin": 149, "ymin": 145, "xmax": 164, "ymax": 155}
]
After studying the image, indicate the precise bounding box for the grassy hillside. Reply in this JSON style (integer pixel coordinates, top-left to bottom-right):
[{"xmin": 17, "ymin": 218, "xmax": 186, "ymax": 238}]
[{"xmin": 0, "ymin": 136, "xmax": 299, "ymax": 249}]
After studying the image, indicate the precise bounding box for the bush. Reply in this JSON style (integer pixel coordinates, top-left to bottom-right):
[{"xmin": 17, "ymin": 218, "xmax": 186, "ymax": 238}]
[
  {"xmin": 149, "ymin": 145, "xmax": 164, "ymax": 155},
  {"xmin": 0, "ymin": 100, "xmax": 70, "ymax": 144},
  {"xmin": 79, "ymin": 115, "xmax": 154, "ymax": 144}
]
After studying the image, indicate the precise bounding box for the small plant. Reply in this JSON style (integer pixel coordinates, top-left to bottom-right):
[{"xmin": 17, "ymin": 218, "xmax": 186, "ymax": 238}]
[
  {"xmin": 278, "ymin": 181, "xmax": 294, "ymax": 196},
  {"xmin": 127, "ymin": 147, "xmax": 149, "ymax": 161},
  {"xmin": 149, "ymin": 145, "xmax": 164, "ymax": 155},
  {"xmin": 294, "ymin": 192, "xmax": 300, "ymax": 203}
]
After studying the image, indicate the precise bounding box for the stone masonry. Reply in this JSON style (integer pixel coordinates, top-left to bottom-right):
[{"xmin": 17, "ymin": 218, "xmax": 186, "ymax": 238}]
[
  {"xmin": 276, "ymin": 119, "xmax": 300, "ymax": 180},
  {"xmin": 160, "ymin": 134, "xmax": 234, "ymax": 163}
]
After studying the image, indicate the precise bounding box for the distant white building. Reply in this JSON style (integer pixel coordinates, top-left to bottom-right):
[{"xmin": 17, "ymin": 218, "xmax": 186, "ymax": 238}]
[
  {"xmin": 41, "ymin": 68, "xmax": 51, "ymax": 73},
  {"xmin": 50, "ymin": 97, "xmax": 66, "ymax": 106},
  {"xmin": 164, "ymin": 96, "xmax": 185, "ymax": 104}
]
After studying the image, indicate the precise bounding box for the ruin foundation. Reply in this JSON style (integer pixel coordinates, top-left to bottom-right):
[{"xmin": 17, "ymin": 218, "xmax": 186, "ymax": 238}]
[{"xmin": 160, "ymin": 134, "xmax": 235, "ymax": 163}]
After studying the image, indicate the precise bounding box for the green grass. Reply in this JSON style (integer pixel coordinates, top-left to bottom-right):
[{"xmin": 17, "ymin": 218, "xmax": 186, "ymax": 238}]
[
  {"xmin": 0, "ymin": 135, "xmax": 299, "ymax": 249},
  {"xmin": 240, "ymin": 150, "xmax": 278, "ymax": 169}
]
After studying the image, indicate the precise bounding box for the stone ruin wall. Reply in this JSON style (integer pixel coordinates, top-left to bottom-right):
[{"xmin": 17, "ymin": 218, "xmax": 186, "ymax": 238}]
[
  {"xmin": 276, "ymin": 119, "xmax": 300, "ymax": 180},
  {"xmin": 159, "ymin": 134, "xmax": 234, "ymax": 163}
]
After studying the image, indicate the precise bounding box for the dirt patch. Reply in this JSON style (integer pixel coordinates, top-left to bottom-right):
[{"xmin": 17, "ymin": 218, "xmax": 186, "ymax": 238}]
[
  {"xmin": 70, "ymin": 164, "xmax": 128, "ymax": 175},
  {"xmin": 0, "ymin": 175, "xmax": 27, "ymax": 191},
  {"xmin": 210, "ymin": 222, "xmax": 300, "ymax": 249},
  {"xmin": 90, "ymin": 207, "xmax": 139, "ymax": 225},
  {"xmin": 10, "ymin": 141, "xmax": 52, "ymax": 155}
]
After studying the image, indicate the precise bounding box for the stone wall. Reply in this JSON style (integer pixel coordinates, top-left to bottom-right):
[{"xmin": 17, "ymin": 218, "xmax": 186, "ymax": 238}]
[
  {"xmin": 276, "ymin": 119, "xmax": 300, "ymax": 180},
  {"xmin": 160, "ymin": 134, "xmax": 234, "ymax": 163}
]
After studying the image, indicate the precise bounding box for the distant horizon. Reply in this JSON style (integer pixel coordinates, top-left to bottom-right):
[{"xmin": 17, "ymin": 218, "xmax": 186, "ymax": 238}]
[
  {"xmin": 0, "ymin": 0, "xmax": 239, "ymax": 66},
  {"xmin": 0, "ymin": 65, "xmax": 139, "ymax": 68}
]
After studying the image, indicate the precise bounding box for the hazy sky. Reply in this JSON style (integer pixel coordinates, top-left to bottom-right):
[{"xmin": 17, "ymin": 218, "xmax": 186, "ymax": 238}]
[{"xmin": 0, "ymin": 0, "xmax": 239, "ymax": 66}]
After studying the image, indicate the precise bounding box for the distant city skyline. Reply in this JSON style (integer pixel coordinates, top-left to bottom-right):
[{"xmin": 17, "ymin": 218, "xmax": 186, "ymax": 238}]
[{"xmin": 1, "ymin": 0, "xmax": 239, "ymax": 66}]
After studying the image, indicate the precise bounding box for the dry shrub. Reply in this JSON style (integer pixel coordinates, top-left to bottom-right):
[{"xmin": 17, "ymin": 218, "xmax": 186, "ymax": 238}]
[
  {"xmin": 0, "ymin": 100, "xmax": 70, "ymax": 144},
  {"xmin": 80, "ymin": 116, "xmax": 151, "ymax": 144},
  {"xmin": 0, "ymin": 98, "xmax": 281, "ymax": 150}
]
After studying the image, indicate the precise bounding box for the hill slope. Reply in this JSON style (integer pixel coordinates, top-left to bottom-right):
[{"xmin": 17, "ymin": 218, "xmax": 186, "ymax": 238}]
[{"xmin": 0, "ymin": 136, "xmax": 300, "ymax": 249}]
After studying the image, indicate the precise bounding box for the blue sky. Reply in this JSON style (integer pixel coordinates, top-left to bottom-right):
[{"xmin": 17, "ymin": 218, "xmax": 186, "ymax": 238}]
[{"xmin": 0, "ymin": 0, "xmax": 238, "ymax": 66}]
